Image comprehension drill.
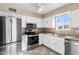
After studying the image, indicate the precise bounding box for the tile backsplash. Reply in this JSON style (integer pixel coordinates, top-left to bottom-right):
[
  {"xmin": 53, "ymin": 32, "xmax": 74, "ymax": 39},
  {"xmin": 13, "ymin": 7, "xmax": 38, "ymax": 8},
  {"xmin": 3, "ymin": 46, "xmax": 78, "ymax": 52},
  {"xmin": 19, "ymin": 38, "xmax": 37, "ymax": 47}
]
[
  {"xmin": 22, "ymin": 27, "xmax": 79, "ymax": 36},
  {"xmin": 70, "ymin": 28, "xmax": 79, "ymax": 35},
  {"xmin": 37, "ymin": 28, "xmax": 79, "ymax": 36},
  {"xmin": 22, "ymin": 28, "xmax": 25, "ymax": 34}
]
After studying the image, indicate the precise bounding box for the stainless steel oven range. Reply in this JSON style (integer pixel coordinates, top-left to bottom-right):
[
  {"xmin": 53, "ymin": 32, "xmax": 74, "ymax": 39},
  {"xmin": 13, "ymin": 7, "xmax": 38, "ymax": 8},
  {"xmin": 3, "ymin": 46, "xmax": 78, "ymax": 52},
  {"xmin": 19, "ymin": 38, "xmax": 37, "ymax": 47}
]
[{"xmin": 27, "ymin": 33, "xmax": 39, "ymax": 51}]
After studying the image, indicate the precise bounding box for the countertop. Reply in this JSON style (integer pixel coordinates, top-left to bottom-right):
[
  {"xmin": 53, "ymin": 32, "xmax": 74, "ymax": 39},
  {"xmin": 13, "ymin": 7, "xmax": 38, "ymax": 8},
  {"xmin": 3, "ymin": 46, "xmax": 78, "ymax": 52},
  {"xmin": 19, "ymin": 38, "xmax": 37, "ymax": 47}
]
[
  {"xmin": 22, "ymin": 33, "xmax": 79, "ymax": 41},
  {"xmin": 39, "ymin": 33, "xmax": 79, "ymax": 41},
  {"xmin": 65, "ymin": 36, "xmax": 79, "ymax": 41}
]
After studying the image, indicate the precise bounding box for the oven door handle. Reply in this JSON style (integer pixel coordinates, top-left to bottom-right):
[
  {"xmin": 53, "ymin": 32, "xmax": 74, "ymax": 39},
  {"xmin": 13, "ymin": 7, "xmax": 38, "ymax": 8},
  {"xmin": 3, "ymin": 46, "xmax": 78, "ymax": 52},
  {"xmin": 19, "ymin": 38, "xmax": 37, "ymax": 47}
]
[{"xmin": 28, "ymin": 35, "xmax": 38, "ymax": 37}]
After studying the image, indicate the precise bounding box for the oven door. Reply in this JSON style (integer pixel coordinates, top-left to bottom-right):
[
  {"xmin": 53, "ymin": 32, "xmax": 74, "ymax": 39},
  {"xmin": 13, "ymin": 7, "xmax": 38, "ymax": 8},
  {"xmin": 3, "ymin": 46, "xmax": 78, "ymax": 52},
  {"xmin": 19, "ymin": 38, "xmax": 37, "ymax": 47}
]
[{"xmin": 28, "ymin": 35, "xmax": 39, "ymax": 45}]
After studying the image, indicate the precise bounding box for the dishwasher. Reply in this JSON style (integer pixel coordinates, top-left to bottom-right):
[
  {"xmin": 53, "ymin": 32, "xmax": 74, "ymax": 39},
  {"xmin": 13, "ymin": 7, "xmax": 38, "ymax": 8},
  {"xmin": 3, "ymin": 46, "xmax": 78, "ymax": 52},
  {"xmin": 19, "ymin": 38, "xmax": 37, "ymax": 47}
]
[
  {"xmin": 65, "ymin": 38, "xmax": 79, "ymax": 55},
  {"xmin": 65, "ymin": 39, "xmax": 71, "ymax": 55},
  {"xmin": 70, "ymin": 40, "xmax": 79, "ymax": 55}
]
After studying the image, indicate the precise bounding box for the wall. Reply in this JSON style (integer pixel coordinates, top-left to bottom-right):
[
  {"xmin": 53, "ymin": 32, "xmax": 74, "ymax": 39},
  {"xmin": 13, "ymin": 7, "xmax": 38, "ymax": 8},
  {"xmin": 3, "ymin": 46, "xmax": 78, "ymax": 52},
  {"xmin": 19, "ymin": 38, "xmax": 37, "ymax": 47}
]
[{"xmin": 0, "ymin": 3, "xmax": 42, "ymax": 18}]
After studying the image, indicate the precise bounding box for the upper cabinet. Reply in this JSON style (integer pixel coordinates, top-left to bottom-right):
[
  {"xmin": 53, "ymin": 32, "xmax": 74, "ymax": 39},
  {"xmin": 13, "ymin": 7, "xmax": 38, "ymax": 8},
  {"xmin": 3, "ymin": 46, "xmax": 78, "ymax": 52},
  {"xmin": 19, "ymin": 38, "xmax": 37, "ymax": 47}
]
[
  {"xmin": 27, "ymin": 16, "xmax": 43, "ymax": 28},
  {"xmin": 36, "ymin": 18, "xmax": 43, "ymax": 28},
  {"xmin": 26, "ymin": 16, "xmax": 37, "ymax": 23},
  {"xmin": 71, "ymin": 9, "xmax": 79, "ymax": 28},
  {"xmin": 43, "ymin": 16, "xmax": 55, "ymax": 28},
  {"xmin": 21, "ymin": 16, "xmax": 27, "ymax": 28},
  {"xmin": 21, "ymin": 9, "xmax": 79, "ymax": 29},
  {"xmin": 55, "ymin": 12, "xmax": 70, "ymax": 30}
]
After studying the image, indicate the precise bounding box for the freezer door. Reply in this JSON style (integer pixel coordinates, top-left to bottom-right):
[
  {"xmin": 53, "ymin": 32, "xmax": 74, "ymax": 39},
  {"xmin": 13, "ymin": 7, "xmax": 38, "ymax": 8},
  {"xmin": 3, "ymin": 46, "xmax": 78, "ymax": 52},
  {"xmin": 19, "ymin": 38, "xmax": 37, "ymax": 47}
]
[
  {"xmin": 16, "ymin": 18, "xmax": 22, "ymax": 41},
  {"xmin": 12, "ymin": 17, "xmax": 17, "ymax": 42},
  {"xmin": 0, "ymin": 16, "xmax": 6, "ymax": 45},
  {"xmin": 6, "ymin": 17, "xmax": 12, "ymax": 43}
]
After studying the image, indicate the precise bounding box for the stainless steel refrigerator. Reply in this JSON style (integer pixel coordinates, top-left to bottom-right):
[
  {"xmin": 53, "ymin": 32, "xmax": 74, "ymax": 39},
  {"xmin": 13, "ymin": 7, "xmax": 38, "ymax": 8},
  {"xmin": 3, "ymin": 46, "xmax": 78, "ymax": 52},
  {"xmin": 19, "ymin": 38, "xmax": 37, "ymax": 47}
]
[{"xmin": 0, "ymin": 16, "xmax": 22, "ymax": 46}]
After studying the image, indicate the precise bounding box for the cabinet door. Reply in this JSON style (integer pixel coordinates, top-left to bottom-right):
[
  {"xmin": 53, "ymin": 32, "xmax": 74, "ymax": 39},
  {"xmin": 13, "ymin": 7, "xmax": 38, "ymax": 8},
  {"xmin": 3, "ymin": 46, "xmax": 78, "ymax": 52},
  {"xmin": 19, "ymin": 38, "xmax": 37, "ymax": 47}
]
[
  {"xmin": 27, "ymin": 16, "xmax": 43, "ymax": 28},
  {"xmin": 27, "ymin": 16, "xmax": 37, "ymax": 24},
  {"xmin": 55, "ymin": 37, "xmax": 65, "ymax": 55},
  {"xmin": 48, "ymin": 36, "xmax": 57, "ymax": 50},
  {"xmin": 22, "ymin": 35, "xmax": 27, "ymax": 51},
  {"xmin": 36, "ymin": 18, "xmax": 43, "ymax": 28},
  {"xmin": 43, "ymin": 35, "xmax": 54, "ymax": 48},
  {"xmin": 43, "ymin": 16, "xmax": 53, "ymax": 28},
  {"xmin": 39, "ymin": 34, "xmax": 43, "ymax": 45},
  {"xmin": 71, "ymin": 10, "xmax": 79, "ymax": 28},
  {"xmin": 43, "ymin": 36, "xmax": 48, "ymax": 46},
  {"xmin": 39, "ymin": 34, "xmax": 48, "ymax": 45},
  {"xmin": 22, "ymin": 16, "xmax": 27, "ymax": 28},
  {"xmin": 52, "ymin": 16, "xmax": 55, "ymax": 28}
]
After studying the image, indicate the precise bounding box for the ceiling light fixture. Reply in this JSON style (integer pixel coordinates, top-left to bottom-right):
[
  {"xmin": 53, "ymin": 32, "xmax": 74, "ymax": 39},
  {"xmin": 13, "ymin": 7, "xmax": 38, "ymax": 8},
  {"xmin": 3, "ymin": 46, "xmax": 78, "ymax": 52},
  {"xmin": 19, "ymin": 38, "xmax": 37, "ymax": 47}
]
[
  {"xmin": 36, "ymin": 3, "xmax": 46, "ymax": 13},
  {"xmin": 38, "ymin": 7, "xmax": 44, "ymax": 13}
]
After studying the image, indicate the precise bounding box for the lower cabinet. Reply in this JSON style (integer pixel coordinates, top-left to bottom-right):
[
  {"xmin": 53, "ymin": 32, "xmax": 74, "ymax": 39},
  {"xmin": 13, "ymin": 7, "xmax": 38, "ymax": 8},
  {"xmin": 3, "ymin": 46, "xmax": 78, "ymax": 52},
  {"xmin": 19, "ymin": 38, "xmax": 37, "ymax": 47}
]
[
  {"xmin": 48, "ymin": 36, "xmax": 56, "ymax": 52},
  {"xmin": 22, "ymin": 35, "xmax": 27, "ymax": 51},
  {"xmin": 39, "ymin": 34, "xmax": 44, "ymax": 45},
  {"xmin": 39, "ymin": 34, "xmax": 65, "ymax": 55},
  {"xmin": 53, "ymin": 37, "xmax": 65, "ymax": 55}
]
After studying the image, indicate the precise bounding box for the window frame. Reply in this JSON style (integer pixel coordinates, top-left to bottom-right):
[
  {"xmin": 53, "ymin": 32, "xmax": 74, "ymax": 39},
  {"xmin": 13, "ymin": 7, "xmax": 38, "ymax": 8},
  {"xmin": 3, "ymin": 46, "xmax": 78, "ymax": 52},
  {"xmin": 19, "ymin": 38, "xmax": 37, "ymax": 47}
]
[{"xmin": 55, "ymin": 12, "xmax": 71, "ymax": 30}]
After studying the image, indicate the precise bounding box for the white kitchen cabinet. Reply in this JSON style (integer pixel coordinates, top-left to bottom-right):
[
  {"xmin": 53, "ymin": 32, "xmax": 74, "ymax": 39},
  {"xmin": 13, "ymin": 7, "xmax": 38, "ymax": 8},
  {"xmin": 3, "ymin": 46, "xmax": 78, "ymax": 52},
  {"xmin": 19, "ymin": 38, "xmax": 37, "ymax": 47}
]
[
  {"xmin": 52, "ymin": 16, "xmax": 56, "ymax": 28},
  {"xmin": 39, "ymin": 34, "xmax": 65, "ymax": 55},
  {"xmin": 54, "ymin": 37, "xmax": 65, "ymax": 55},
  {"xmin": 43, "ymin": 16, "xmax": 54, "ymax": 28},
  {"xmin": 48, "ymin": 36, "xmax": 56, "ymax": 51},
  {"xmin": 27, "ymin": 16, "xmax": 43, "ymax": 28},
  {"xmin": 71, "ymin": 9, "xmax": 79, "ymax": 28},
  {"xmin": 49, "ymin": 36, "xmax": 65, "ymax": 55},
  {"xmin": 39, "ymin": 34, "xmax": 47, "ymax": 45},
  {"xmin": 43, "ymin": 35, "xmax": 65, "ymax": 55},
  {"xmin": 21, "ymin": 16, "xmax": 27, "ymax": 28},
  {"xmin": 39, "ymin": 34, "xmax": 50, "ymax": 46},
  {"xmin": 43, "ymin": 36, "xmax": 49, "ymax": 46},
  {"xmin": 27, "ymin": 16, "xmax": 37, "ymax": 23},
  {"xmin": 36, "ymin": 18, "xmax": 43, "ymax": 28},
  {"xmin": 22, "ymin": 35, "xmax": 27, "ymax": 51},
  {"xmin": 39, "ymin": 34, "xmax": 43, "ymax": 45}
]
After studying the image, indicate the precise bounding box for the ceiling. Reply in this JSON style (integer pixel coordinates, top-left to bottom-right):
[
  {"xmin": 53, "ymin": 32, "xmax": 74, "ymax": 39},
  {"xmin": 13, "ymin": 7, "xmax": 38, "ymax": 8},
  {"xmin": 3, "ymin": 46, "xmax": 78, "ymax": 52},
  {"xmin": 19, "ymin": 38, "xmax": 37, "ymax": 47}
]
[{"xmin": 5, "ymin": 3, "xmax": 69, "ymax": 15}]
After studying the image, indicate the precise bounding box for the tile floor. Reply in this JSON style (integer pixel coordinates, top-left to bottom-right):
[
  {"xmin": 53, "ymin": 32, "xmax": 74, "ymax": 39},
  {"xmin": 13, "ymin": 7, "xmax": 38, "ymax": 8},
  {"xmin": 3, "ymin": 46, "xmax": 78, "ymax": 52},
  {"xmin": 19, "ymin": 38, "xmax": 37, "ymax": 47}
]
[
  {"xmin": 23, "ymin": 46, "xmax": 59, "ymax": 55},
  {"xmin": 0, "ymin": 42, "xmax": 59, "ymax": 55},
  {"xmin": 0, "ymin": 42, "xmax": 22, "ymax": 55}
]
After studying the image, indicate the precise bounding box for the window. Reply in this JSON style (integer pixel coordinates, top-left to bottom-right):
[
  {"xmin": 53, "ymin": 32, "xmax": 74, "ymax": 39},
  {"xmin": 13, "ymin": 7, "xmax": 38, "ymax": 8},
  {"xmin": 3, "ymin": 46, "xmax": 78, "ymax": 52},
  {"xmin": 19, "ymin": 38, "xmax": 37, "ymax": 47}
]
[
  {"xmin": 55, "ymin": 16, "xmax": 63, "ymax": 29},
  {"xmin": 55, "ymin": 14, "xmax": 70, "ymax": 30},
  {"xmin": 63, "ymin": 15, "xmax": 70, "ymax": 29}
]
